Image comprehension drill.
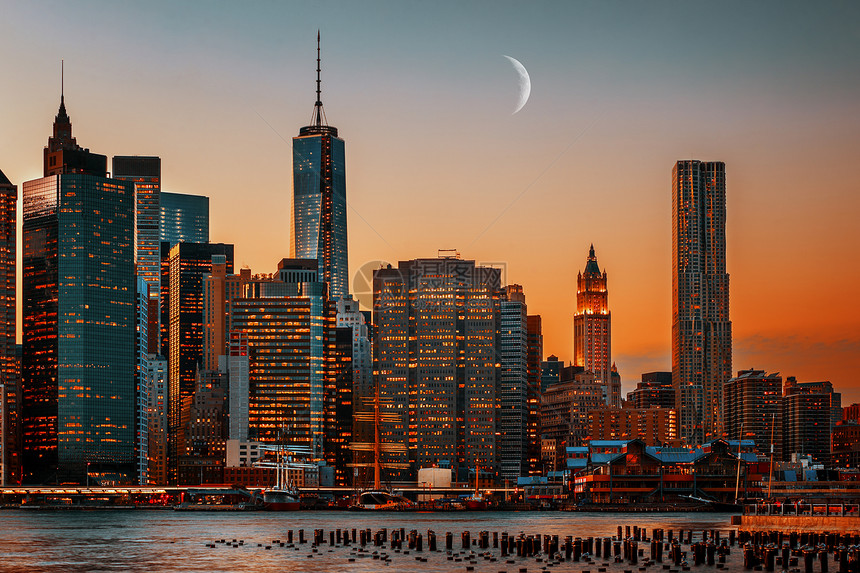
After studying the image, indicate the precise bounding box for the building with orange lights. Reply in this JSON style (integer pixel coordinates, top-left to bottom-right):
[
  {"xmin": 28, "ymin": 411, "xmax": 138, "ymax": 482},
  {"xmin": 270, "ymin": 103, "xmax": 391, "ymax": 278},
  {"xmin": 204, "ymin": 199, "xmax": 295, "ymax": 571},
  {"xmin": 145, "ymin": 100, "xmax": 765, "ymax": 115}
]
[
  {"xmin": 573, "ymin": 245, "xmax": 616, "ymax": 406},
  {"xmin": 0, "ymin": 169, "xmax": 16, "ymax": 486},
  {"xmin": 587, "ymin": 405, "xmax": 679, "ymax": 446},
  {"xmin": 672, "ymin": 160, "xmax": 732, "ymax": 445},
  {"xmin": 722, "ymin": 369, "xmax": 782, "ymax": 459},
  {"xmin": 373, "ymin": 256, "xmax": 501, "ymax": 483}
]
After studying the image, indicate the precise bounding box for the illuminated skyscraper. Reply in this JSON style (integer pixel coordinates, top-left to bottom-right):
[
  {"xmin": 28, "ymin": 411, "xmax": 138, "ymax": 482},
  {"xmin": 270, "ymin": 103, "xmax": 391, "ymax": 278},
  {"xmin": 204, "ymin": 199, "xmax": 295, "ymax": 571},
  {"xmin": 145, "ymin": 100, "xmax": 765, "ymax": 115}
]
[
  {"xmin": 573, "ymin": 245, "xmax": 615, "ymax": 405},
  {"xmin": 165, "ymin": 242, "xmax": 233, "ymax": 482},
  {"xmin": 499, "ymin": 284, "xmax": 528, "ymax": 480},
  {"xmin": 0, "ymin": 169, "xmax": 16, "ymax": 486},
  {"xmin": 374, "ymin": 256, "xmax": 501, "ymax": 482},
  {"xmin": 672, "ymin": 160, "xmax": 731, "ymax": 444},
  {"xmin": 23, "ymin": 91, "xmax": 136, "ymax": 484},
  {"xmin": 113, "ymin": 156, "xmax": 161, "ymax": 288},
  {"xmin": 159, "ymin": 191, "xmax": 208, "ymax": 246},
  {"xmin": 292, "ymin": 33, "xmax": 348, "ymax": 299}
]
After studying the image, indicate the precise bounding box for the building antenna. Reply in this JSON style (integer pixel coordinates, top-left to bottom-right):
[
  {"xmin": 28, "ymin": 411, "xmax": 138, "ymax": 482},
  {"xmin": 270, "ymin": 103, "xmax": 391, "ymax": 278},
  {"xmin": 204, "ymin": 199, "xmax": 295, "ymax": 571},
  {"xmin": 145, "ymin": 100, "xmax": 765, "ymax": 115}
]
[
  {"xmin": 315, "ymin": 30, "xmax": 322, "ymax": 127},
  {"xmin": 61, "ymin": 59, "xmax": 64, "ymax": 103}
]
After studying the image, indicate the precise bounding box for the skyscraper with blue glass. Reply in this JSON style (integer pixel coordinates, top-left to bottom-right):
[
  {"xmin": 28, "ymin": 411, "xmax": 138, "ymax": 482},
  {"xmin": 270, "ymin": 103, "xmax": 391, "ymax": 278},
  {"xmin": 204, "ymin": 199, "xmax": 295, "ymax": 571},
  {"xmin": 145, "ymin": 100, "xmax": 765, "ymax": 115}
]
[
  {"xmin": 23, "ymin": 91, "xmax": 136, "ymax": 484},
  {"xmin": 292, "ymin": 33, "xmax": 348, "ymax": 300}
]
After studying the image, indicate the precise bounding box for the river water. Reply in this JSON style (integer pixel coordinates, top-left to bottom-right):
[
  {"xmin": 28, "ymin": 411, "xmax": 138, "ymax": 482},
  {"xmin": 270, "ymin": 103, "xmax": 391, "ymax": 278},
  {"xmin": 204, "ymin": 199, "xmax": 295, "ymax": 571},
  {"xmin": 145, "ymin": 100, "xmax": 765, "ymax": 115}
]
[{"xmin": 0, "ymin": 510, "xmax": 736, "ymax": 572}]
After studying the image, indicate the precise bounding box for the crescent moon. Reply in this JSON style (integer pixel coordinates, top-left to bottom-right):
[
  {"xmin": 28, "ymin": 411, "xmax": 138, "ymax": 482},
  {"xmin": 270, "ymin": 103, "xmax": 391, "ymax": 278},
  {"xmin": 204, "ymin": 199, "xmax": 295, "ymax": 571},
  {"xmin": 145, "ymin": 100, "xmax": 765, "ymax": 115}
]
[{"xmin": 503, "ymin": 55, "xmax": 531, "ymax": 115}]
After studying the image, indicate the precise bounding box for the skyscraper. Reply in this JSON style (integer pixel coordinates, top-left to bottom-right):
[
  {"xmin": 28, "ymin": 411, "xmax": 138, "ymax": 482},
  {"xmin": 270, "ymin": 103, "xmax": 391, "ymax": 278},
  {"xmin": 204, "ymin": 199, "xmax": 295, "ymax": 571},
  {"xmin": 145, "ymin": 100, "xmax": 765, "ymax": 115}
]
[
  {"xmin": 499, "ymin": 285, "xmax": 528, "ymax": 480},
  {"xmin": 159, "ymin": 191, "xmax": 209, "ymax": 246},
  {"xmin": 166, "ymin": 242, "xmax": 234, "ymax": 482},
  {"xmin": 113, "ymin": 156, "xmax": 161, "ymax": 288},
  {"xmin": 672, "ymin": 160, "xmax": 732, "ymax": 444},
  {"xmin": 23, "ymin": 92, "xmax": 136, "ymax": 484},
  {"xmin": 292, "ymin": 33, "xmax": 348, "ymax": 299},
  {"xmin": 722, "ymin": 369, "xmax": 782, "ymax": 457},
  {"xmin": 374, "ymin": 256, "xmax": 500, "ymax": 482},
  {"xmin": 0, "ymin": 169, "xmax": 16, "ymax": 486},
  {"xmin": 573, "ymin": 245, "xmax": 615, "ymax": 406}
]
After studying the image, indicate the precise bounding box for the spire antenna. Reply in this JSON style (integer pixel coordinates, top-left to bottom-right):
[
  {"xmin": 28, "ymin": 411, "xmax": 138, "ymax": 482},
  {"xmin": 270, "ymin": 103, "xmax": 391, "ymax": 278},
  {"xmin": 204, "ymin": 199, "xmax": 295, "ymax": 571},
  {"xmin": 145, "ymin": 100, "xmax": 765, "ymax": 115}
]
[
  {"xmin": 315, "ymin": 30, "xmax": 322, "ymax": 126},
  {"xmin": 61, "ymin": 59, "xmax": 64, "ymax": 103}
]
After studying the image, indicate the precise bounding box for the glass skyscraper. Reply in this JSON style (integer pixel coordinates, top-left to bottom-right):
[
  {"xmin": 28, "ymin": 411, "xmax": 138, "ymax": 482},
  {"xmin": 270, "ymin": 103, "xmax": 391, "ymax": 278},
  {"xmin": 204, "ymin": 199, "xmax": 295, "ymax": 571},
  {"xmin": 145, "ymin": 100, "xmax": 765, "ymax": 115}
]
[
  {"xmin": 292, "ymin": 34, "xmax": 348, "ymax": 299},
  {"xmin": 0, "ymin": 168, "xmax": 16, "ymax": 486},
  {"xmin": 159, "ymin": 191, "xmax": 209, "ymax": 246},
  {"xmin": 23, "ymin": 94, "xmax": 135, "ymax": 483}
]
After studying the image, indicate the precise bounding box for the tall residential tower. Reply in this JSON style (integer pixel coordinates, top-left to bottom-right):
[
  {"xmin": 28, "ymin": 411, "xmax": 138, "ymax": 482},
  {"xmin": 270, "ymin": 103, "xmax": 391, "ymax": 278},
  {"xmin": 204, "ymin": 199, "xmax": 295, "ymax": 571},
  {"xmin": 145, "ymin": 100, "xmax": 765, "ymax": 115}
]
[
  {"xmin": 672, "ymin": 160, "xmax": 732, "ymax": 444},
  {"xmin": 291, "ymin": 33, "xmax": 348, "ymax": 299}
]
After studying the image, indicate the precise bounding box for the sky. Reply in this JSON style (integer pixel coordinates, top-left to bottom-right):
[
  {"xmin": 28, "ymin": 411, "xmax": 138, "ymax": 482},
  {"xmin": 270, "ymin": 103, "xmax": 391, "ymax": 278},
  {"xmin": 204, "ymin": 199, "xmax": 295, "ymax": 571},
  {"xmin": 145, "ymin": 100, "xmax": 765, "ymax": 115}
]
[{"xmin": 1, "ymin": 1, "xmax": 859, "ymax": 401}]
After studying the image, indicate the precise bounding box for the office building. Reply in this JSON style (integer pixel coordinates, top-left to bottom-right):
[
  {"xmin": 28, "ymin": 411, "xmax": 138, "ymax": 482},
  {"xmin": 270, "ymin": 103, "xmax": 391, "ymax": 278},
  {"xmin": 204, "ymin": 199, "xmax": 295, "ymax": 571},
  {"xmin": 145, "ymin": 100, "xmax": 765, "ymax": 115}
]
[
  {"xmin": 22, "ymin": 93, "xmax": 136, "ymax": 484},
  {"xmin": 165, "ymin": 242, "xmax": 234, "ymax": 482},
  {"xmin": 0, "ymin": 169, "xmax": 15, "ymax": 485},
  {"xmin": 525, "ymin": 315, "xmax": 543, "ymax": 476},
  {"xmin": 144, "ymin": 355, "xmax": 168, "ymax": 485},
  {"xmin": 291, "ymin": 34, "xmax": 348, "ymax": 299},
  {"xmin": 159, "ymin": 191, "xmax": 209, "ymax": 246},
  {"xmin": 231, "ymin": 259, "xmax": 335, "ymax": 459},
  {"xmin": 113, "ymin": 156, "xmax": 161, "ymax": 289},
  {"xmin": 539, "ymin": 365, "xmax": 603, "ymax": 469},
  {"xmin": 672, "ymin": 160, "xmax": 732, "ymax": 444},
  {"xmin": 178, "ymin": 369, "xmax": 228, "ymax": 485},
  {"xmin": 627, "ymin": 372, "xmax": 674, "ymax": 409},
  {"xmin": 202, "ymin": 259, "xmax": 252, "ymax": 371},
  {"xmin": 374, "ymin": 256, "xmax": 501, "ymax": 482},
  {"xmin": 540, "ymin": 355, "xmax": 563, "ymax": 393},
  {"xmin": 588, "ymin": 406, "xmax": 678, "ymax": 446},
  {"xmin": 499, "ymin": 284, "xmax": 528, "ymax": 480},
  {"xmin": 573, "ymin": 245, "xmax": 615, "ymax": 405}
]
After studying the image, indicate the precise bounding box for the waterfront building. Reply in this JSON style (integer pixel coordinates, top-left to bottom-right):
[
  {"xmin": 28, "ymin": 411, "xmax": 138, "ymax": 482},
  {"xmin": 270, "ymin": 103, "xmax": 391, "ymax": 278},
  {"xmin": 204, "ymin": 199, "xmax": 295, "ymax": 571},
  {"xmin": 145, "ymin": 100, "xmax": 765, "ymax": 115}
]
[
  {"xmin": 202, "ymin": 258, "xmax": 252, "ymax": 371},
  {"xmin": 144, "ymin": 354, "xmax": 168, "ymax": 485},
  {"xmin": 22, "ymin": 93, "xmax": 136, "ymax": 484},
  {"xmin": 373, "ymin": 256, "xmax": 501, "ymax": 482},
  {"xmin": 227, "ymin": 333, "xmax": 250, "ymax": 442},
  {"xmin": 627, "ymin": 372, "xmax": 674, "ymax": 409},
  {"xmin": 782, "ymin": 377, "xmax": 840, "ymax": 465},
  {"xmin": 0, "ymin": 169, "xmax": 15, "ymax": 486},
  {"xmin": 573, "ymin": 245, "xmax": 616, "ymax": 406},
  {"xmin": 832, "ymin": 421, "xmax": 860, "ymax": 469},
  {"xmin": 291, "ymin": 34, "xmax": 348, "ymax": 299},
  {"xmin": 335, "ymin": 295, "xmax": 372, "ymax": 468},
  {"xmin": 231, "ymin": 259, "xmax": 336, "ymax": 460},
  {"xmin": 329, "ymin": 326, "xmax": 354, "ymax": 486},
  {"xmin": 177, "ymin": 369, "xmax": 228, "ymax": 485},
  {"xmin": 722, "ymin": 369, "xmax": 782, "ymax": 460},
  {"xmin": 499, "ymin": 285, "xmax": 529, "ymax": 480},
  {"xmin": 525, "ymin": 315, "xmax": 543, "ymax": 477},
  {"xmin": 540, "ymin": 365, "xmax": 604, "ymax": 469},
  {"xmin": 159, "ymin": 191, "xmax": 209, "ymax": 246},
  {"xmin": 672, "ymin": 160, "xmax": 732, "ymax": 444},
  {"xmin": 165, "ymin": 242, "xmax": 234, "ymax": 482},
  {"xmin": 587, "ymin": 405, "xmax": 678, "ymax": 446}
]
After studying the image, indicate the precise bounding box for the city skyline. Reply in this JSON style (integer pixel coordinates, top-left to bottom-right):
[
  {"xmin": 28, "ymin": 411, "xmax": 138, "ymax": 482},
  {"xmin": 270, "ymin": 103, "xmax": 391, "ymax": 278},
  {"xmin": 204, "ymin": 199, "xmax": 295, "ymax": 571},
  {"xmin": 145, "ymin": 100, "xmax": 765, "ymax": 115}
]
[{"xmin": 1, "ymin": 2, "xmax": 859, "ymax": 402}]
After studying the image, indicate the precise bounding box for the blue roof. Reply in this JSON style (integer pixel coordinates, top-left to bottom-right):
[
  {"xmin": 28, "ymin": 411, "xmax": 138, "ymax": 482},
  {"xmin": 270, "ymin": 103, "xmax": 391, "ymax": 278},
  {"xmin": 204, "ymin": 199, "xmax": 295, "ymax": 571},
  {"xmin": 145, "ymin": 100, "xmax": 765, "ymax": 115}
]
[
  {"xmin": 548, "ymin": 471, "xmax": 568, "ymax": 478},
  {"xmin": 565, "ymin": 447, "xmax": 589, "ymax": 454},
  {"xmin": 566, "ymin": 458, "xmax": 588, "ymax": 469},
  {"xmin": 589, "ymin": 440, "xmax": 630, "ymax": 448},
  {"xmin": 517, "ymin": 476, "xmax": 547, "ymax": 485},
  {"xmin": 591, "ymin": 452, "xmax": 625, "ymax": 465}
]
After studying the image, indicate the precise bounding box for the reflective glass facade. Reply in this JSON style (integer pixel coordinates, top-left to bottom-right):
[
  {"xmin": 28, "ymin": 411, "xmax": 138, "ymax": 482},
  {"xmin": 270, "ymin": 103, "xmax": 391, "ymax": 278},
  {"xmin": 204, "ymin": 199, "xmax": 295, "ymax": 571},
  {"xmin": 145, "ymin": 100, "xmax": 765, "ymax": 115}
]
[
  {"xmin": 23, "ymin": 174, "xmax": 136, "ymax": 484},
  {"xmin": 292, "ymin": 130, "xmax": 348, "ymax": 299},
  {"xmin": 0, "ymin": 171, "xmax": 16, "ymax": 485},
  {"xmin": 159, "ymin": 191, "xmax": 208, "ymax": 246}
]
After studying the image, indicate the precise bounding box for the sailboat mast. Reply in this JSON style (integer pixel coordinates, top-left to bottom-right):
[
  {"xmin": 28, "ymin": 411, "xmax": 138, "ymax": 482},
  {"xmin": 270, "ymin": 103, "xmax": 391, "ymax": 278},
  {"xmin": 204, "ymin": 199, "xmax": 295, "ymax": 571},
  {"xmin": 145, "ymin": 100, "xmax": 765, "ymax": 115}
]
[
  {"xmin": 767, "ymin": 413, "xmax": 776, "ymax": 499},
  {"xmin": 734, "ymin": 421, "xmax": 744, "ymax": 501},
  {"xmin": 374, "ymin": 380, "xmax": 382, "ymax": 491}
]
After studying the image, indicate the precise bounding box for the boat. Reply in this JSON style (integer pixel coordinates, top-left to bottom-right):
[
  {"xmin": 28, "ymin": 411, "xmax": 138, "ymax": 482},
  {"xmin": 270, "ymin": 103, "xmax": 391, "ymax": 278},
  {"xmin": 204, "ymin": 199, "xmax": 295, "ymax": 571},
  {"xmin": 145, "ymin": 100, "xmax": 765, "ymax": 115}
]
[
  {"xmin": 464, "ymin": 465, "xmax": 488, "ymax": 510},
  {"xmin": 350, "ymin": 490, "xmax": 414, "ymax": 511},
  {"xmin": 262, "ymin": 488, "xmax": 301, "ymax": 511}
]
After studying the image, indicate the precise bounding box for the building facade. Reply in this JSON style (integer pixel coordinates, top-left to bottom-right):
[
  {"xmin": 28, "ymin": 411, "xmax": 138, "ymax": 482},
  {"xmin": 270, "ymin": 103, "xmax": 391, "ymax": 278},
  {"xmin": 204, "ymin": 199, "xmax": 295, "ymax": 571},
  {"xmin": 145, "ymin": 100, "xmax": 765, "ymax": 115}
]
[
  {"xmin": 165, "ymin": 242, "xmax": 234, "ymax": 482},
  {"xmin": 499, "ymin": 285, "xmax": 528, "ymax": 480},
  {"xmin": 722, "ymin": 369, "xmax": 782, "ymax": 459},
  {"xmin": 0, "ymin": 169, "xmax": 16, "ymax": 485},
  {"xmin": 22, "ymin": 95, "xmax": 136, "ymax": 484},
  {"xmin": 672, "ymin": 160, "xmax": 732, "ymax": 444},
  {"xmin": 587, "ymin": 406, "xmax": 678, "ymax": 446},
  {"xmin": 291, "ymin": 35, "xmax": 348, "ymax": 299},
  {"xmin": 202, "ymin": 259, "xmax": 251, "ymax": 371},
  {"xmin": 159, "ymin": 191, "xmax": 209, "ymax": 246},
  {"xmin": 374, "ymin": 257, "xmax": 500, "ymax": 482},
  {"xmin": 627, "ymin": 372, "xmax": 674, "ymax": 409},
  {"xmin": 573, "ymin": 245, "xmax": 614, "ymax": 405},
  {"xmin": 782, "ymin": 377, "xmax": 840, "ymax": 465}
]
